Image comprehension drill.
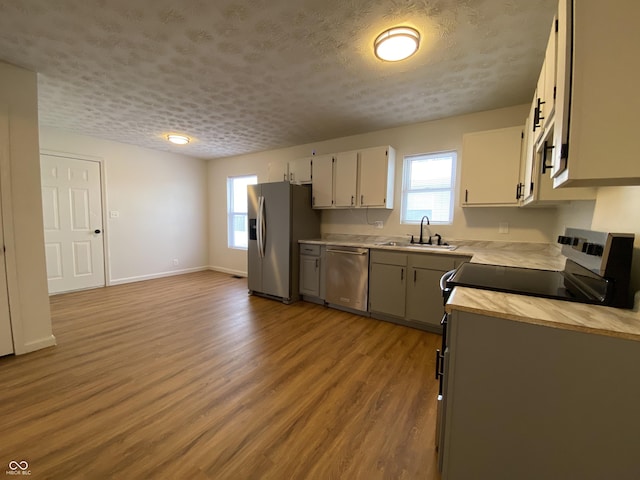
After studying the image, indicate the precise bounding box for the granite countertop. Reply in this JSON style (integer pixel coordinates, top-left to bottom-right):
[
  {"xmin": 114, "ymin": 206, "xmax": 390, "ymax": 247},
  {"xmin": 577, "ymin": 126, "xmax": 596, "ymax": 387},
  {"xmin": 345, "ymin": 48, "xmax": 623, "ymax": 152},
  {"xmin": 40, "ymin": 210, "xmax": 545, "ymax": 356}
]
[{"xmin": 300, "ymin": 234, "xmax": 640, "ymax": 341}]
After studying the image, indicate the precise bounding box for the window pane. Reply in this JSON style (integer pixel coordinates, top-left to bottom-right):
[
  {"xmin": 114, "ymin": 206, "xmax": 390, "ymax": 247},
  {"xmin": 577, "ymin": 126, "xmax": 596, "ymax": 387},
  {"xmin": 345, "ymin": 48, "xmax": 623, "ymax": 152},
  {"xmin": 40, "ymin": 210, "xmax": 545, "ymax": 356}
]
[
  {"xmin": 410, "ymin": 157, "xmax": 452, "ymax": 189},
  {"xmin": 231, "ymin": 176, "xmax": 255, "ymax": 213},
  {"xmin": 406, "ymin": 191, "xmax": 451, "ymax": 223},
  {"xmin": 402, "ymin": 151, "xmax": 455, "ymax": 224},
  {"xmin": 227, "ymin": 175, "xmax": 257, "ymax": 248},
  {"xmin": 232, "ymin": 214, "xmax": 248, "ymax": 248}
]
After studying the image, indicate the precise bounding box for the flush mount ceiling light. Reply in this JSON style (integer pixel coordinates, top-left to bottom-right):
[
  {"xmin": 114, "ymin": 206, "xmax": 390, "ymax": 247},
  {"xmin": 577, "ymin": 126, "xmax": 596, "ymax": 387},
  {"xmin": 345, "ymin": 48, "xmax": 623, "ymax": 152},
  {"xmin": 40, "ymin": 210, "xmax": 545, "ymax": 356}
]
[
  {"xmin": 167, "ymin": 134, "xmax": 190, "ymax": 145},
  {"xmin": 374, "ymin": 26, "xmax": 420, "ymax": 62}
]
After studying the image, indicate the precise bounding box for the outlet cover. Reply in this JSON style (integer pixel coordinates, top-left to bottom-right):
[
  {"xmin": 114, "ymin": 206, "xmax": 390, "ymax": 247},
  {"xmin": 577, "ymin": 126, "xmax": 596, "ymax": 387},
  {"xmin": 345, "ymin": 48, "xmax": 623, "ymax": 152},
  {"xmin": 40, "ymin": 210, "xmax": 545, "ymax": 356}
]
[
  {"xmin": 110, "ymin": 210, "xmax": 120, "ymax": 218},
  {"xmin": 172, "ymin": 259, "xmax": 179, "ymax": 266},
  {"xmin": 374, "ymin": 221, "xmax": 383, "ymax": 229},
  {"xmin": 499, "ymin": 222, "xmax": 509, "ymax": 234}
]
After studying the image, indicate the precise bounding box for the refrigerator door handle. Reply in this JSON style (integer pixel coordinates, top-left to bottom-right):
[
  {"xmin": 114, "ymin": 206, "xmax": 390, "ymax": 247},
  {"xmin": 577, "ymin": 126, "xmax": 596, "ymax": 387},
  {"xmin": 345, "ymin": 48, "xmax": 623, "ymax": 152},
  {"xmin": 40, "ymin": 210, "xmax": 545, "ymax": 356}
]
[
  {"xmin": 258, "ymin": 195, "xmax": 266, "ymax": 258},
  {"xmin": 257, "ymin": 195, "xmax": 263, "ymax": 258}
]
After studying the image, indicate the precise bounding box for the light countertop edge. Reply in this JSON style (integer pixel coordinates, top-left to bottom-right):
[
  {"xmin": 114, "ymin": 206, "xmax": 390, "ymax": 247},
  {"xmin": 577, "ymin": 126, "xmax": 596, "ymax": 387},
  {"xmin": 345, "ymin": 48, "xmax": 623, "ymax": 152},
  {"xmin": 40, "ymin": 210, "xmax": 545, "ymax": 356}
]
[{"xmin": 446, "ymin": 287, "xmax": 640, "ymax": 342}]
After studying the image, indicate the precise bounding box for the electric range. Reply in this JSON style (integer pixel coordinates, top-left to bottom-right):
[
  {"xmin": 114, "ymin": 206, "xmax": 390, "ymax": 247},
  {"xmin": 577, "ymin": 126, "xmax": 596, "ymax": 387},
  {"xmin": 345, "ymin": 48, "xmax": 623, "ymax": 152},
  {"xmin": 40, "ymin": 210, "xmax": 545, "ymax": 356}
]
[{"xmin": 447, "ymin": 228, "xmax": 635, "ymax": 308}]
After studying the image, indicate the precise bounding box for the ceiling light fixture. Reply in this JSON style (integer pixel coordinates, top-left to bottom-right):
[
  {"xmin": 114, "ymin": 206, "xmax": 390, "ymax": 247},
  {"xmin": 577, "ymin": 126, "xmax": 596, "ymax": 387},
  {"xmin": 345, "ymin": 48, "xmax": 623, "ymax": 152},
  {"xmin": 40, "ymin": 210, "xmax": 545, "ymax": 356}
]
[
  {"xmin": 167, "ymin": 134, "xmax": 190, "ymax": 145},
  {"xmin": 374, "ymin": 26, "xmax": 420, "ymax": 62}
]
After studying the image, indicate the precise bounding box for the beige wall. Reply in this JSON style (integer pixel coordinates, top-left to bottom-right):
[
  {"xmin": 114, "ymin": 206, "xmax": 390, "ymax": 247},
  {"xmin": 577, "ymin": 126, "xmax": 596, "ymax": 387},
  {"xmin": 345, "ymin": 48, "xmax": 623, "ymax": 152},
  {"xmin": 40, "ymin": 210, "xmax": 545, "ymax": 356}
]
[
  {"xmin": 591, "ymin": 186, "xmax": 640, "ymax": 295},
  {"xmin": 0, "ymin": 61, "xmax": 54, "ymax": 354},
  {"xmin": 40, "ymin": 127, "xmax": 209, "ymax": 285},
  {"xmin": 555, "ymin": 186, "xmax": 640, "ymax": 297},
  {"xmin": 208, "ymin": 105, "xmax": 563, "ymax": 275}
]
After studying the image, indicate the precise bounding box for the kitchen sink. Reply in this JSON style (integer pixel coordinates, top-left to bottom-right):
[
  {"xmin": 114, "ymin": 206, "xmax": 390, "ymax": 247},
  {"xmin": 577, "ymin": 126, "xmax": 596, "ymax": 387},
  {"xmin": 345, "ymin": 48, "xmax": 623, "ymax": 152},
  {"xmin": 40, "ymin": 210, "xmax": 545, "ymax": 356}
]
[{"xmin": 377, "ymin": 241, "xmax": 457, "ymax": 251}]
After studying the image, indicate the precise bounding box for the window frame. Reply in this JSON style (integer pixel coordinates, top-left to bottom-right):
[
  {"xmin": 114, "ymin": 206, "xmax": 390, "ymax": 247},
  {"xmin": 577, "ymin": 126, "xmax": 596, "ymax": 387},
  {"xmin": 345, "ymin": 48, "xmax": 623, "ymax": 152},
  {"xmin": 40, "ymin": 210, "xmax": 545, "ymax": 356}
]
[
  {"xmin": 227, "ymin": 174, "xmax": 257, "ymax": 250},
  {"xmin": 400, "ymin": 150, "xmax": 457, "ymax": 225}
]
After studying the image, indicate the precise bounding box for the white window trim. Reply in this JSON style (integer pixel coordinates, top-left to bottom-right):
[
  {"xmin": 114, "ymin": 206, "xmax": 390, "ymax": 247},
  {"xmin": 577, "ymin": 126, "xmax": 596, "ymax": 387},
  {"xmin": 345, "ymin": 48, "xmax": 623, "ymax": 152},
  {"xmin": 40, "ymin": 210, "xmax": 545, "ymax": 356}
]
[{"xmin": 401, "ymin": 151, "xmax": 457, "ymax": 225}]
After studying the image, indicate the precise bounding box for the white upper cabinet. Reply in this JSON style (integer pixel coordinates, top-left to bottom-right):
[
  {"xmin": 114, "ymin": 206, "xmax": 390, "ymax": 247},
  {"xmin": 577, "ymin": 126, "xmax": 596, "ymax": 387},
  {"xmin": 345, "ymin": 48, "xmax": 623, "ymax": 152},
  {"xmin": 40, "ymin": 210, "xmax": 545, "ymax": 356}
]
[
  {"xmin": 520, "ymin": 126, "xmax": 596, "ymax": 206},
  {"xmin": 310, "ymin": 145, "xmax": 395, "ymax": 210},
  {"xmin": 531, "ymin": 17, "xmax": 558, "ymax": 146},
  {"xmin": 334, "ymin": 150, "xmax": 358, "ymax": 207},
  {"xmin": 268, "ymin": 162, "xmax": 289, "ymax": 183},
  {"xmin": 552, "ymin": 0, "xmax": 640, "ymax": 187},
  {"xmin": 519, "ymin": 114, "xmax": 535, "ymax": 203},
  {"xmin": 461, "ymin": 126, "xmax": 523, "ymax": 206},
  {"xmin": 358, "ymin": 146, "xmax": 395, "ymax": 209},
  {"xmin": 310, "ymin": 154, "xmax": 334, "ymax": 208},
  {"xmin": 287, "ymin": 157, "xmax": 312, "ymax": 184}
]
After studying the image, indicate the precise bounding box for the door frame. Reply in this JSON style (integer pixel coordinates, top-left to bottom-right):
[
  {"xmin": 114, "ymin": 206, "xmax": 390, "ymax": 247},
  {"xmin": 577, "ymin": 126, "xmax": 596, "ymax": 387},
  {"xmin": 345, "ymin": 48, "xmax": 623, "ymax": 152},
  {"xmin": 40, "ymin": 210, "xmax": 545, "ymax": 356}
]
[
  {"xmin": 0, "ymin": 105, "xmax": 17, "ymax": 353},
  {"xmin": 40, "ymin": 149, "xmax": 110, "ymax": 290}
]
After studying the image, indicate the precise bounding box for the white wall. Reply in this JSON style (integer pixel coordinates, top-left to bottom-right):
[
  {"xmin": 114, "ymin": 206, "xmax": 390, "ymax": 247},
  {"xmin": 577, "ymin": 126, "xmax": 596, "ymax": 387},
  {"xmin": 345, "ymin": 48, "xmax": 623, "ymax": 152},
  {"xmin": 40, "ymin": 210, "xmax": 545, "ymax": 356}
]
[
  {"xmin": 208, "ymin": 105, "xmax": 563, "ymax": 275},
  {"xmin": 40, "ymin": 127, "xmax": 209, "ymax": 285},
  {"xmin": 0, "ymin": 61, "xmax": 55, "ymax": 354}
]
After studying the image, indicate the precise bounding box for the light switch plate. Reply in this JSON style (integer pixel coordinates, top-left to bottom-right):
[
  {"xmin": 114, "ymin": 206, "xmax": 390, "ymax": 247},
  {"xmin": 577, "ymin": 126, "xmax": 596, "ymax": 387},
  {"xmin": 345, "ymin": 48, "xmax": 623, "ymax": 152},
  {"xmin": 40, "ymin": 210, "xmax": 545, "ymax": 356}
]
[
  {"xmin": 110, "ymin": 210, "xmax": 120, "ymax": 218},
  {"xmin": 499, "ymin": 222, "xmax": 509, "ymax": 234}
]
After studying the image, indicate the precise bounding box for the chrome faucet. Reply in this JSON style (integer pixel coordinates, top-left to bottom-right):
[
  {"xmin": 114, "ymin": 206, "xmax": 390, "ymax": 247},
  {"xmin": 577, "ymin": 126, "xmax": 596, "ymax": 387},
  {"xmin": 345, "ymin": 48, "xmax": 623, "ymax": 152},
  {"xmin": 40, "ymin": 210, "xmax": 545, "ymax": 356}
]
[{"xmin": 419, "ymin": 215, "xmax": 430, "ymax": 244}]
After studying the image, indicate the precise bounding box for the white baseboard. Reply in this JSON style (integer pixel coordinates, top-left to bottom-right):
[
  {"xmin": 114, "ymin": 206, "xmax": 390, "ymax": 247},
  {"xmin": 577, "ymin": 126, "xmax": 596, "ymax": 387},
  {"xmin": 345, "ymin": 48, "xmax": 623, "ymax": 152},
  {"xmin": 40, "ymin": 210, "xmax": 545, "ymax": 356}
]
[
  {"xmin": 208, "ymin": 266, "xmax": 247, "ymax": 277},
  {"xmin": 109, "ymin": 266, "xmax": 209, "ymax": 286},
  {"xmin": 16, "ymin": 334, "xmax": 57, "ymax": 355}
]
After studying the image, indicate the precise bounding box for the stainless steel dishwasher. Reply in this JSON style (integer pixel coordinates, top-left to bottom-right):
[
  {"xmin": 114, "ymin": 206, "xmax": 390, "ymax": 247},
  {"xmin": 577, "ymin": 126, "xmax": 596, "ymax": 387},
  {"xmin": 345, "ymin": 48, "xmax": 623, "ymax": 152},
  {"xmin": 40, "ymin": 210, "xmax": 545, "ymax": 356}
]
[{"xmin": 325, "ymin": 246, "xmax": 369, "ymax": 312}]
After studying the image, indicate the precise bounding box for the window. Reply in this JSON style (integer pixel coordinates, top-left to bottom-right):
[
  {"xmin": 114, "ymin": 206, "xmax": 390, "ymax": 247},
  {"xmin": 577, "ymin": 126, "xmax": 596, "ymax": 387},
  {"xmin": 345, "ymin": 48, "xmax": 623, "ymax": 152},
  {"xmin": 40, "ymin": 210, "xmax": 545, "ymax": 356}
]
[
  {"xmin": 401, "ymin": 151, "xmax": 456, "ymax": 224},
  {"xmin": 227, "ymin": 175, "xmax": 257, "ymax": 249}
]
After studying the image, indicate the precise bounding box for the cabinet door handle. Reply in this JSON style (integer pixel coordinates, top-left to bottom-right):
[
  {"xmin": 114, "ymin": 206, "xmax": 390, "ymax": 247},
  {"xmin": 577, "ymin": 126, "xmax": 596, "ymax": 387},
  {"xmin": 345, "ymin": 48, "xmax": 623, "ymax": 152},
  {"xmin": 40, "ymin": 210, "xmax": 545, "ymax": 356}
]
[
  {"xmin": 413, "ymin": 269, "xmax": 417, "ymax": 283},
  {"xmin": 361, "ymin": 194, "xmax": 364, "ymax": 204},
  {"xmin": 541, "ymin": 141, "xmax": 554, "ymax": 174},
  {"xmin": 400, "ymin": 268, "xmax": 404, "ymax": 281},
  {"xmin": 351, "ymin": 195, "xmax": 354, "ymax": 205},
  {"xmin": 315, "ymin": 258, "xmax": 318, "ymax": 269},
  {"xmin": 465, "ymin": 189, "xmax": 468, "ymax": 203},
  {"xmin": 533, "ymin": 97, "xmax": 546, "ymax": 131}
]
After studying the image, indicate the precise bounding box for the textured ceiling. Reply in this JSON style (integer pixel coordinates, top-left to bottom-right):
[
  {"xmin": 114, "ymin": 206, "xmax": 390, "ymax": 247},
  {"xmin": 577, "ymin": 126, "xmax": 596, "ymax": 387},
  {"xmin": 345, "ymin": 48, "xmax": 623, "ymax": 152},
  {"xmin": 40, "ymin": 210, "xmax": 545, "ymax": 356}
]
[{"xmin": 0, "ymin": 0, "xmax": 556, "ymax": 159}]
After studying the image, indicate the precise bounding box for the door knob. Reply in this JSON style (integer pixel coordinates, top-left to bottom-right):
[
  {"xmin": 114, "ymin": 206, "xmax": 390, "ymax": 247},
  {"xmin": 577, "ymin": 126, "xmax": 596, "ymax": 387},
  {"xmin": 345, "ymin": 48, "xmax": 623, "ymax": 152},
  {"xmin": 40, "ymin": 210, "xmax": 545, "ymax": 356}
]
[{"xmin": 94, "ymin": 229, "xmax": 101, "ymax": 234}]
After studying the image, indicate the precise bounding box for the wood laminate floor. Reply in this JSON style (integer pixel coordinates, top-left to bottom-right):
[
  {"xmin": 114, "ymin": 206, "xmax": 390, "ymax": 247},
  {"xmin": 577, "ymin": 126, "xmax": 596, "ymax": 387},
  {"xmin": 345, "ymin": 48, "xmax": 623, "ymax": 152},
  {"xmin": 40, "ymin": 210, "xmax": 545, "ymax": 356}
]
[{"xmin": 1, "ymin": 271, "xmax": 442, "ymax": 479}]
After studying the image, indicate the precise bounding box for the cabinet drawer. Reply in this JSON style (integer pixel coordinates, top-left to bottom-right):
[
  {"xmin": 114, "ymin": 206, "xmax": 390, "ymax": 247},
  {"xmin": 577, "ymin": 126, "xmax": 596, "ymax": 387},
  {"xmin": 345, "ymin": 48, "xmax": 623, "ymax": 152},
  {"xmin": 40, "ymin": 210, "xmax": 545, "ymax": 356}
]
[
  {"xmin": 370, "ymin": 250, "xmax": 407, "ymax": 266},
  {"xmin": 300, "ymin": 244, "xmax": 321, "ymax": 256},
  {"xmin": 409, "ymin": 254, "xmax": 471, "ymax": 271}
]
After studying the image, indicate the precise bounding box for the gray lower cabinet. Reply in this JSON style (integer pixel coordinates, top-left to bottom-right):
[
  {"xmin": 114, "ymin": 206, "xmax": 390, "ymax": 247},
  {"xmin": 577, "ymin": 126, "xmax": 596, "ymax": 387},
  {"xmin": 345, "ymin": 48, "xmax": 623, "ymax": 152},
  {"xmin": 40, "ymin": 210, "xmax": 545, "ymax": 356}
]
[
  {"xmin": 369, "ymin": 250, "xmax": 470, "ymax": 332},
  {"xmin": 369, "ymin": 254, "xmax": 407, "ymax": 317},
  {"xmin": 441, "ymin": 310, "xmax": 640, "ymax": 480},
  {"xmin": 299, "ymin": 244, "xmax": 324, "ymax": 300},
  {"xmin": 406, "ymin": 267, "xmax": 446, "ymax": 327},
  {"xmin": 300, "ymin": 255, "xmax": 320, "ymax": 297}
]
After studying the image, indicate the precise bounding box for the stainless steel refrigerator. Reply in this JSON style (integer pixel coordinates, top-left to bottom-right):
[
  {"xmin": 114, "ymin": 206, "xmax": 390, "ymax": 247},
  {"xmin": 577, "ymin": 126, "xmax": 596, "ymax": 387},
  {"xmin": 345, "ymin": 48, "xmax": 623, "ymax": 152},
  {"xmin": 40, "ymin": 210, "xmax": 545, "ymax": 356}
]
[{"xmin": 247, "ymin": 182, "xmax": 320, "ymax": 303}]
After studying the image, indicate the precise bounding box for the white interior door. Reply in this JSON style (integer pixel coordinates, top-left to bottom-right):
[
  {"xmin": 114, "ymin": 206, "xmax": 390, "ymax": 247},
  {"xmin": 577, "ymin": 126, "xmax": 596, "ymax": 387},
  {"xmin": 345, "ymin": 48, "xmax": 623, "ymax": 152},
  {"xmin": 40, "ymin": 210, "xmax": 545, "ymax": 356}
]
[
  {"xmin": 41, "ymin": 154, "xmax": 105, "ymax": 294},
  {"xmin": 0, "ymin": 108, "xmax": 13, "ymax": 355}
]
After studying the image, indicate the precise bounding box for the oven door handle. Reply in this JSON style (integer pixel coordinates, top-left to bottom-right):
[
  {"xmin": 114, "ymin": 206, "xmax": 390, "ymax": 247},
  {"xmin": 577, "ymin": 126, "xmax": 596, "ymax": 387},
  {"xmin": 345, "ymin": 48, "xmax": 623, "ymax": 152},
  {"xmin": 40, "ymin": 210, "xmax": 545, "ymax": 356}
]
[
  {"xmin": 440, "ymin": 269, "xmax": 457, "ymax": 291},
  {"xmin": 435, "ymin": 349, "xmax": 445, "ymax": 380}
]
